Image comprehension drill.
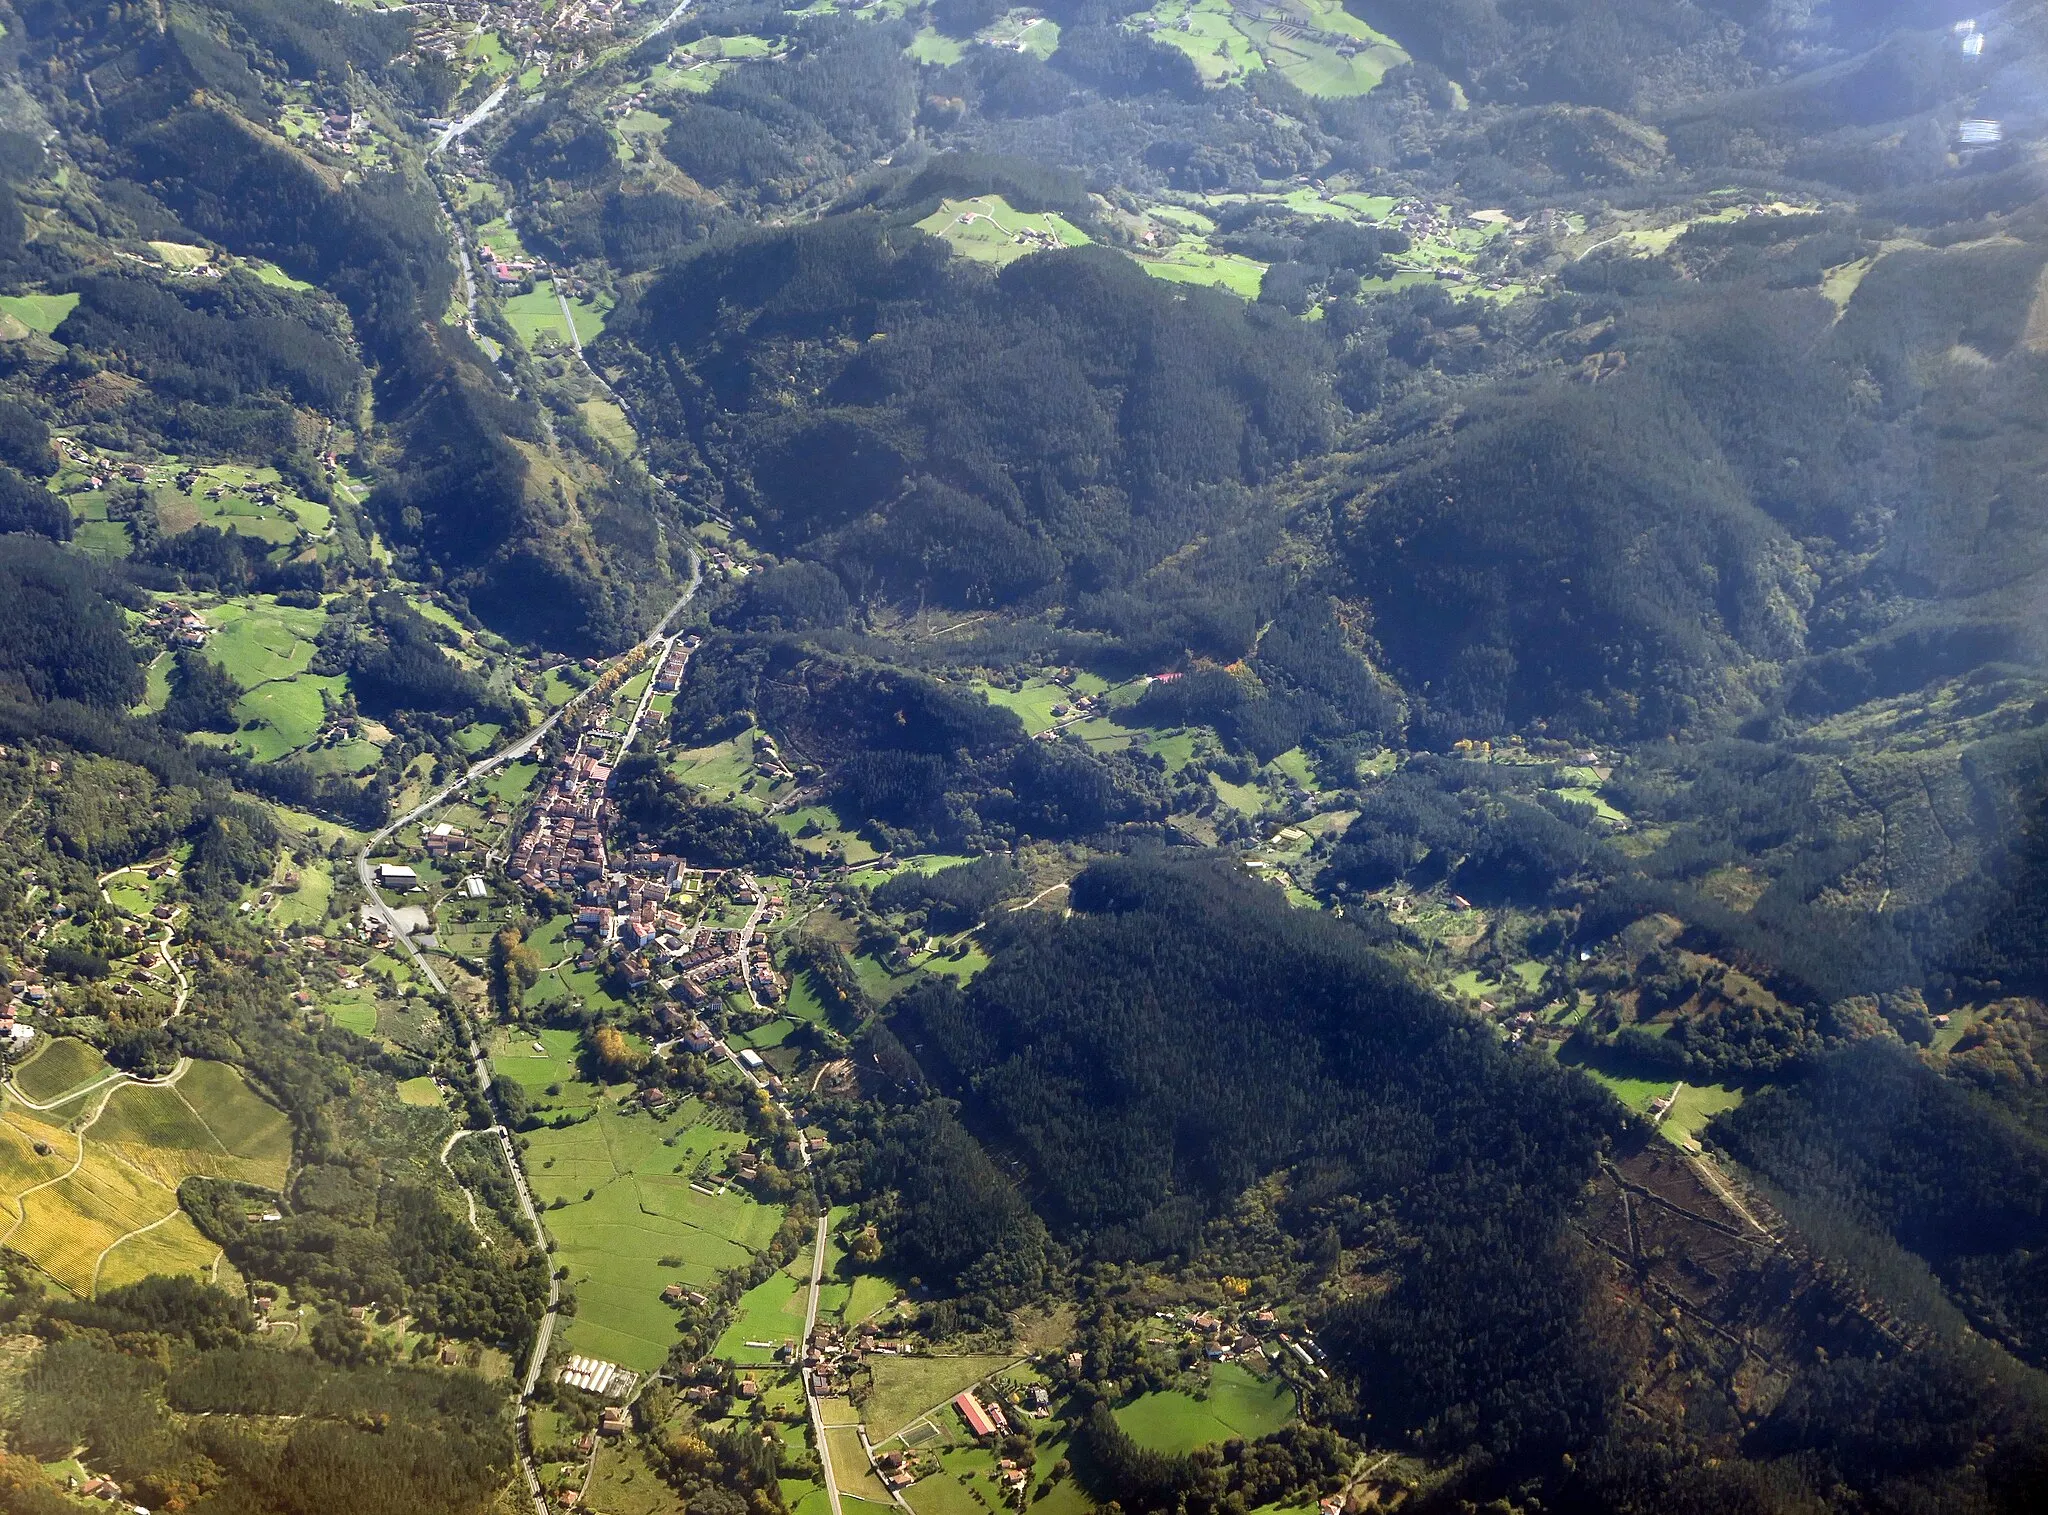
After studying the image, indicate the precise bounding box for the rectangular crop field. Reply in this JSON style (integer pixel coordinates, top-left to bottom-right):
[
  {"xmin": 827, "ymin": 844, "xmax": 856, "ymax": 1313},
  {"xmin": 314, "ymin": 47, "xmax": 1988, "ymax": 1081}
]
[
  {"xmin": 174, "ymin": 1061, "xmax": 293, "ymax": 1179},
  {"xmin": 528, "ymin": 1097, "xmax": 781, "ymax": 1373},
  {"xmin": 865, "ymin": 1353, "xmax": 1018, "ymax": 1442},
  {"xmin": 715, "ymin": 1266, "xmax": 808, "ymax": 1363}
]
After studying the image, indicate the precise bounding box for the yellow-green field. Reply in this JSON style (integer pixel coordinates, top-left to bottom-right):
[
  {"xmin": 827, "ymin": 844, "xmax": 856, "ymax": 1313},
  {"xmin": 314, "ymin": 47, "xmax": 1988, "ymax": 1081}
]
[
  {"xmin": 11, "ymin": 1036, "xmax": 110, "ymax": 1103},
  {"xmin": 0, "ymin": 1059, "xmax": 291, "ymax": 1295}
]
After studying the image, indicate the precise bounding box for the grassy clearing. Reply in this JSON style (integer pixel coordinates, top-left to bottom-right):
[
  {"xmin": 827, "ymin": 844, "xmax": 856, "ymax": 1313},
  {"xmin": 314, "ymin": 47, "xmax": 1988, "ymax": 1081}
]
[
  {"xmin": 826, "ymin": 1426, "xmax": 896, "ymax": 1503},
  {"xmin": 489, "ymin": 1026, "xmax": 595, "ymax": 1114},
  {"xmin": 397, "ymin": 1076, "xmax": 445, "ymax": 1107},
  {"xmin": 155, "ymin": 464, "xmax": 329, "ymax": 542},
  {"xmin": 866, "ymin": 1353, "xmax": 1018, "ymax": 1442},
  {"xmin": 581, "ymin": 397, "xmax": 638, "ymax": 452},
  {"xmin": 971, "ymin": 674, "xmax": 1111, "ymax": 735},
  {"xmin": 0, "ymin": 293, "xmax": 78, "ymax": 334},
  {"xmin": 504, "ymin": 282, "xmax": 572, "ymax": 348},
  {"xmin": 12, "ymin": 1037, "xmax": 109, "ymax": 1103},
  {"xmin": 1659, "ymin": 1083, "xmax": 1745, "ymax": 1150},
  {"xmin": 586, "ymin": 1438, "xmax": 686, "ymax": 1515},
  {"xmin": 1136, "ymin": 243, "xmax": 1267, "ymax": 297},
  {"xmin": 1566, "ymin": 1057, "xmax": 1675, "ymax": 1114},
  {"xmin": 1114, "ymin": 1362, "xmax": 1294, "ymax": 1453},
  {"xmin": 907, "ymin": 25, "xmax": 965, "ymax": 63},
  {"xmin": 203, "ymin": 597, "xmax": 326, "ymax": 687},
  {"xmin": 234, "ymin": 673, "xmax": 344, "ymax": 762},
  {"xmin": 484, "ymin": 759, "xmax": 543, "ymax": 805},
  {"xmin": 915, "ymin": 196, "xmax": 1092, "ymax": 268}
]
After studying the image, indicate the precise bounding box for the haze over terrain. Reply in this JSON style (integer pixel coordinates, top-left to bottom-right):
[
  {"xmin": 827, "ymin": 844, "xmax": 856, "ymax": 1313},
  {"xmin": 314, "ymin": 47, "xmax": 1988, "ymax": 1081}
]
[{"xmin": 0, "ymin": 0, "xmax": 2042, "ymax": 1513}]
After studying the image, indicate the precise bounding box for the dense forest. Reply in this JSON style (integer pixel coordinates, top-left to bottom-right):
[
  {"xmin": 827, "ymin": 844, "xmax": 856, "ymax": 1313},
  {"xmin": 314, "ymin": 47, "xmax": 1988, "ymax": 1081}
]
[
  {"xmin": 0, "ymin": 0, "xmax": 2043, "ymax": 1510},
  {"xmin": 602, "ymin": 215, "xmax": 1330, "ymax": 623},
  {"xmin": 890, "ymin": 858, "xmax": 1628, "ymax": 1462}
]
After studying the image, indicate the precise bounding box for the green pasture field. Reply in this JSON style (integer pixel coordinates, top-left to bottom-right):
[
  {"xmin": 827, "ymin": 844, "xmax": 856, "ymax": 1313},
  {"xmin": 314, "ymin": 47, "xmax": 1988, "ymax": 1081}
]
[
  {"xmin": 1139, "ymin": 0, "xmax": 1263, "ymax": 82},
  {"xmin": 527, "ymin": 1096, "xmax": 780, "ymax": 1373},
  {"xmin": 580, "ymin": 397, "xmax": 638, "ymax": 452},
  {"xmin": 268, "ymin": 858, "xmax": 335, "ymax": 930},
  {"xmin": 12, "ymin": 1037, "xmax": 109, "ymax": 1103},
  {"xmin": 302, "ymin": 737, "xmax": 382, "ymax": 776},
  {"xmin": 483, "ymin": 759, "xmax": 543, "ymax": 805},
  {"xmin": 328, "ymin": 999, "xmax": 378, "ymax": 1037},
  {"xmin": 716, "ymin": 1266, "xmax": 808, "ymax": 1363},
  {"xmin": 827, "ymin": 1427, "xmax": 896, "ymax": 1504},
  {"xmin": 245, "ymin": 259, "xmax": 314, "ymax": 291},
  {"xmin": 203, "ymin": 597, "xmax": 327, "ymax": 687},
  {"xmin": 775, "ymin": 804, "xmax": 878, "ymax": 863},
  {"xmin": 541, "ymin": 667, "xmax": 583, "ymax": 707},
  {"xmin": 836, "ymin": 1273, "xmax": 896, "ymax": 1327},
  {"xmin": 134, "ymin": 653, "xmax": 169, "ymax": 715},
  {"xmin": 1211, "ymin": 773, "xmax": 1266, "ymax": 813},
  {"xmin": 915, "ymin": 196, "xmax": 1092, "ymax": 268},
  {"xmin": 1237, "ymin": 0, "xmax": 1407, "ymax": 95},
  {"xmin": 584, "ymin": 1438, "xmax": 684, "ymax": 1515},
  {"xmin": 866, "ymin": 1353, "xmax": 1018, "ymax": 1442},
  {"xmin": 155, "ymin": 464, "xmax": 330, "ymax": 542},
  {"xmin": 0, "ymin": 293, "xmax": 79, "ymax": 334},
  {"xmin": 906, "ymin": 25, "xmax": 964, "ymax": 63},
  {"xmin": 783, "ymin": 970, "xmax": 831, "ymax": 1025},
  {"xmin": 1132, "ymin": 0, "xmax": 1406, "ymax": 96},
  {"xmin": 983, "ymin": 9, "xmax": 1059, "ymax": 55},
  {"xmin": 902, "ymin": 1470, "xmax": 985, "ymax": 1515},
  {"xmin": 1659, "ymin": 1083, "xmax": 1745, "ymax": 1150},
  {"xmin": 1554, "ymin": 780, "xmax": 1628, "ymax": 826},
  {"xmin": 464, "ymin": 28, "xmax": 514, "ymax": 73},
  {"xmin": 1138, "ymin": 244, "xmax": 1268, "ymax": 297},
  {"xmin": 971, "ymin": 673, "xmax": 1110, "ymax": 735},
  {"xmin": 1559, "ymin": 1050, "xmax": 1675, "ymax": 1115},
  {"xmin": 504, "ymin": 282, "xmax": 572, "ymax": 348},
  {"xmin": 397, "ymin": 1076, "xmax": 445, "ymax": 1107},
  {"xmin": 455, "ymin": 721, "xmax": 503, "ymax": 756},
  {"xmin": 489, "ymin": 1028, "xmax": 598, "ymax": 1109},
  {"xmin": 1114, "ymin": 1362, "xmax": 1294, "ymax": 1453},
  {"xmin": 234, "ymin": 673, "xmax": 344, "ymax": 762},
  {"xmin": 668, "ymin": 731, "xmax": 788, "ymax": 806}
]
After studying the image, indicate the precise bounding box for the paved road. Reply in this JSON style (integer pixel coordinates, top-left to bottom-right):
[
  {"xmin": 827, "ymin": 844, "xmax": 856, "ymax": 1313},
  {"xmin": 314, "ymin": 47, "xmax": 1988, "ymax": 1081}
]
[
  {"xmin": 351, "ymin": 559, "xmax": 698, "ymax": 1515},
  {"xmin": 355, "ymin": 550, "xmax": 703, "ymax": 975},
  {"xmin": 433, "ymin": 80, "xmax": 510, "ymax": 155}
]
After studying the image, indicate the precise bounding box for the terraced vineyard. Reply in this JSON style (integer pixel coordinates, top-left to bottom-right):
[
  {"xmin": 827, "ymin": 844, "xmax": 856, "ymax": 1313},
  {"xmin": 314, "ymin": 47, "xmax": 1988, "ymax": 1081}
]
[{"xmin": 0, "ymin": 1049, "xmax": 291, "ymax": 1295}]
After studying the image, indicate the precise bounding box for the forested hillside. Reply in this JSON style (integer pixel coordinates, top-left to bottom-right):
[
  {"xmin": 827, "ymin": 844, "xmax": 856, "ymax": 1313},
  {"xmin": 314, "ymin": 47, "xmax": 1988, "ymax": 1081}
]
[{"xmin": 0, "ymin": 0, "xmax": 2043, "ymax": 1512}]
